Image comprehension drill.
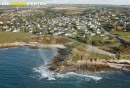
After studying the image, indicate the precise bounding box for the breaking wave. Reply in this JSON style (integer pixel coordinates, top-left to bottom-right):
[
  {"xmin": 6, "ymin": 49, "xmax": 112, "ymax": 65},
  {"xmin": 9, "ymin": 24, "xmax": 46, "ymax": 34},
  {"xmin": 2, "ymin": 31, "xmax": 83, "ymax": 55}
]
[
  {"xmin": 33, "ymin": 48, "xmax": 102, "ymax": 81},
  {"xmin": 33, "ymin": 65, "xmax": 102, "ymax": 81}
]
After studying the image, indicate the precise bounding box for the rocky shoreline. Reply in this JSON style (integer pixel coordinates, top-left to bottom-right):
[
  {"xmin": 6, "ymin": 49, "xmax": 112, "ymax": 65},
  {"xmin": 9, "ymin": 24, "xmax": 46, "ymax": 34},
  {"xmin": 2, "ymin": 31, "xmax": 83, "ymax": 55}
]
[
  {"xmin": 47, "ymin": 48, "xmax": 130, "ymax": 73},
  {"xmin": 0, "ymin": 42, "xmax": 130, "ymax": 73}
]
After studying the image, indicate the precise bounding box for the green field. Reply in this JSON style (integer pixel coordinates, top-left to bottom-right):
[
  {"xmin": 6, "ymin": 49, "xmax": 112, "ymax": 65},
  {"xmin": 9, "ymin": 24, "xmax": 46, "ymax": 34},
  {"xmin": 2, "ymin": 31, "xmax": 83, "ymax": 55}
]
[
  {"xmin": 88, "ymin": 35, "xmax": 102, "ymax": 41},
  {"xmin": 0, "ymin": 32, "xmax": 28, "ymax": 43},
  {"xmin": 112, "ymin": 31, "xmax": 130, "ymax": 42},
  {"xmin": 0, "ymin": 32, "xmax": 71, "ymax": 44}
]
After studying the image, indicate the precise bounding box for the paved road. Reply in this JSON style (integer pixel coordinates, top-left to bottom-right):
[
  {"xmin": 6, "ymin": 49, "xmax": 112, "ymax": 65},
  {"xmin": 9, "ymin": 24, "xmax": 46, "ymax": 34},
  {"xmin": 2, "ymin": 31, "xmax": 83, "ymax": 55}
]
[
  {"xmin": 99, "ymin": 25, "xmax": 121, "ymax": 44},
  {"xmin": 87, "ymin": 45, "xmax": 116, "ymax": 57}
]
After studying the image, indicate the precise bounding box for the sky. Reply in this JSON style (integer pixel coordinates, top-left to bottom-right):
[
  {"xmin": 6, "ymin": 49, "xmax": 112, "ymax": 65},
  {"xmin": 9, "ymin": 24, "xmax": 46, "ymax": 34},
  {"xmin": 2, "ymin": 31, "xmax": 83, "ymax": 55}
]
[{"xmin": 0, "ymin": 0, "xmax": 130, "ymax": 5}]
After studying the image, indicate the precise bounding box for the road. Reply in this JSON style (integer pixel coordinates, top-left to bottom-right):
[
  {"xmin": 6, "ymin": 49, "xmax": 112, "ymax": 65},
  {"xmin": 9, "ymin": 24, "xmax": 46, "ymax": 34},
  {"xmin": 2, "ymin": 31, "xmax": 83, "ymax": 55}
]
[
  {"xmin": 86, "ymin": 21, "xmax": 121, "ymax": 58},
  {"xmin": 87, "ymin": 45, "xmax": 116, "ymax": 57}
]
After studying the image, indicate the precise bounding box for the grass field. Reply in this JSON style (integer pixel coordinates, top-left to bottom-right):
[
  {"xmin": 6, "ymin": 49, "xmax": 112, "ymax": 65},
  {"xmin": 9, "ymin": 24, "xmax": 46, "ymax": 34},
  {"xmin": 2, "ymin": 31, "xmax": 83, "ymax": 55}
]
[
  {"xmin": 89, "ymin": 52, "xmax": 114, "ymax": 59},
  {"xmin": 111, "ymin": 31, "xmax": 130, "ymax": 42},
  {"xmin": 0, "ymin": 32, "xmax": 71, "ymax": 44},
  {"xmin": 88, "ymin": 35, "xmax": 102, "ymax": 41},
  {"xmin": 0, "ymin": 32, "xmax": 28, "ymax": 43},
  {"xmin": 65, "ymin": 11, "xmax": 83, "ymax": 15}
]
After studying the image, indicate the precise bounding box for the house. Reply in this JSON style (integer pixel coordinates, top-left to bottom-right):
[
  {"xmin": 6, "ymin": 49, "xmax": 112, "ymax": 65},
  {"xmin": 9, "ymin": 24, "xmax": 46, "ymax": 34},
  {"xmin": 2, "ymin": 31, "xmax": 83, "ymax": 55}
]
[
  {"xmin": 0, "ymin": 21, "xmax": 3, "ymax": 28},
  {"xmin": 13, "ymin": 28, "xmax": 20, "ymax": 32},
  {"xmin": 91, "ymin": 33, "xmax": 96, "ymax": 36},
  {"xmin": 0, "ymin": 21, "xmax": 3, "ymax": 25},
  {"xmin": 96, "ymin": 28, "xmax": 101, "ymax": 34},
  {"xmin": 64, "ymin": 33, "xmax": 71, "ymax": 37},
  {"xmin": 53, "ymin": 33, "xmax": 58, "ymax": 36},
  {"xmin": 2, "ymin": 26, "xmax": 9, "ymax": 31},
  {"xmin": 29, "ymin": 28, "xmax": 33, "ymax": 33}
]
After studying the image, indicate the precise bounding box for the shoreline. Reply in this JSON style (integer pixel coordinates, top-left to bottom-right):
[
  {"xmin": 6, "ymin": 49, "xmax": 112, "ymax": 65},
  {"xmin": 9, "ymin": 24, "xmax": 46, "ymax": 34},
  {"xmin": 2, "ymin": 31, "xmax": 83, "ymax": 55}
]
[
  {"xmin": 47, "ymin": 48, "xmax": 130, "ymax": 73},
  {"xmin": 0, "ymin": 42, "xmax": 66, "ymax": 49},
  {"xmin": 0, "ymin": 42, "xmax": 130, "ymax": 73}
]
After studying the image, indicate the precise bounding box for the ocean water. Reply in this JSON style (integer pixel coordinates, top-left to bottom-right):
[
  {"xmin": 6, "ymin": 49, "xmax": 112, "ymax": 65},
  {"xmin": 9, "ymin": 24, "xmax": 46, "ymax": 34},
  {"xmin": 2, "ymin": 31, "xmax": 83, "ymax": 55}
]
[{"xmin": 0, "ymin": 47, "xmax": 130, "ymax": 88}]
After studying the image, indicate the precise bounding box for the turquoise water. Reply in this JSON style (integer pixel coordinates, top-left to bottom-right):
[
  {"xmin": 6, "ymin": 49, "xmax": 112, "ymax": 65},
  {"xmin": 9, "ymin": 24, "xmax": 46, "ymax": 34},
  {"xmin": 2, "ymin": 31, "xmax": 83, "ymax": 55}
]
[{"xmin": 0, "ymin": 47, "xmax": 130, "ymax": 88}]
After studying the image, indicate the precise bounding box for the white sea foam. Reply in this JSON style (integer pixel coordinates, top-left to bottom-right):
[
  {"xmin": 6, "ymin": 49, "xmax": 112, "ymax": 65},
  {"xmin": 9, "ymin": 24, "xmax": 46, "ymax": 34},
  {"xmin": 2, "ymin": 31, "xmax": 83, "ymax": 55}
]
[
  {"xmin": 0, "ymin": 48, "xmax": 9, "ymax": 50},
  {"xmin": 56, "ymin": 72, "xmax": 102, "ymax": 81},
  {"xmin": 33, "ymin": 66, "xmax": 102, "ymax": 81},
  {"xmin": 33, "ymin": 47, "xmax": 102, "ymax": 81},
  {"xmin": 33, "ymin": 65, "xmax": 56, "ymax": 80}
]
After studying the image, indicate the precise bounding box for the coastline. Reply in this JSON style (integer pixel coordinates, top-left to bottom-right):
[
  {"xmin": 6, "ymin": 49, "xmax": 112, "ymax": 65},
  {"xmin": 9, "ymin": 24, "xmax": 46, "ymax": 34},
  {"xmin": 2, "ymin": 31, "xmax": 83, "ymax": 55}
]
[
  {"xmin": 47, "ymin": 48, "xmax": 130, "ymax": 73},
  {"xmin": 0, "ymin": 42, "xmax": 66, "ymax": 49},
  {"xmin": 0, "ymin": 42, "xmax": 130, "ymax": 73}
]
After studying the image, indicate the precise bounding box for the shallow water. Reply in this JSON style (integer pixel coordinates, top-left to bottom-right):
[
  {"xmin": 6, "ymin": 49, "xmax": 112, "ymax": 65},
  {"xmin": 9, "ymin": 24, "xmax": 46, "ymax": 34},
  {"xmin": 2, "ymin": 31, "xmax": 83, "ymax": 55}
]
[{"xmin": 0, "ymin": 47, "xmax": 130, "ymax": 88}]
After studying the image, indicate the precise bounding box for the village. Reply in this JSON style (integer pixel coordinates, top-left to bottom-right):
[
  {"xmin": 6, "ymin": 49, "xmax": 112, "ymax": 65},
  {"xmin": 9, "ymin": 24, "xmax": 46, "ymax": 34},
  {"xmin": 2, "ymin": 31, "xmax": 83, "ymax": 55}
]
[{"xmin": 0, "ymin": 6, "xmax": 130, "ymax": 38}]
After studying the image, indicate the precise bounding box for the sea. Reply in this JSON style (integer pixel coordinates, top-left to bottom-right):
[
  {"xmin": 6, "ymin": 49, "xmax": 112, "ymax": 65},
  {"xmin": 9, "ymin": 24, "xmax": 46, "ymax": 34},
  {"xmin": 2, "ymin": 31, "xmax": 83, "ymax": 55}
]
[{"xmin": 0, "ymin": 47, "xmax": 130, "ymax": 88}]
